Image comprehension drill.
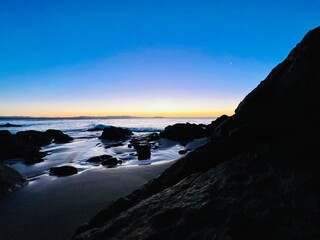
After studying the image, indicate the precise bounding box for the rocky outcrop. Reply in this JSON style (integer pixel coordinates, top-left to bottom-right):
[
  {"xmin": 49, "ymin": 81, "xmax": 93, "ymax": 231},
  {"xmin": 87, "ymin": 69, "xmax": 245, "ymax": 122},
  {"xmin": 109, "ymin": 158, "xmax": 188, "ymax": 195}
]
[
  {"xmin": 50, "ymin": 166, "xmax": 78, "ymax": 176},
  {"xmin": 0, "ymin": 164, "xmax": 28, "ymax": 196},
  {"xmin": 17, "ymin": 129, "xmax": 73, "ymax": 146},
  {"xmin": 0, "ymin": 130, "xmax": 46, "ymax": 163},
  {"xmin": 129, "ymin": 133, "xmax": 160, "ymax": 160},
  {"xmin": 101, "ymin": 158, "xmax": 122, "ymax": 167},
  {"xmin": 73, "ymin": 26, "xmax": 320, "ymax": 240},
  {"xmin": 160, "ymin": 123, "xmax": 207, "ymax": 144},
  {"xmin": 45, "ymin": 129, "xmax": 74, "ymax": 143},
  {"xmin": 99, "ymin": 127, "xmax": 133, "ymax": 141},
  {"xmin": 0, "ymin": 129, "xmax": 73, "ymax": 164},
  {"xmin": 0, "ymin": 123, "xmax": 22, "ymax": 127}
]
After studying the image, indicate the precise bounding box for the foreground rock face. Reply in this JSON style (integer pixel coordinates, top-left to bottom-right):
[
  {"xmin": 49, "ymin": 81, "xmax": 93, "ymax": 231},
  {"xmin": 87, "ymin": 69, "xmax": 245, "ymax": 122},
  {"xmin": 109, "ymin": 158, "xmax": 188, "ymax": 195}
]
[
  {"xmin": 0, "ymin": 164, "xmax": 28, "ymax": 196},
  {"xmin": 73, "ymin": 27, "xmax": 320, "ymax": 240}
]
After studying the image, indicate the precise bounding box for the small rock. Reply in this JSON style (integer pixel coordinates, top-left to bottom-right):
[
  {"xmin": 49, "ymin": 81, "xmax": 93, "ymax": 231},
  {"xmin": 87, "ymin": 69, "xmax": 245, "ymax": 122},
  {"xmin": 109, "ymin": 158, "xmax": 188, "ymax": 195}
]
[
  {"xmin": 178, "ymin": 149, "xmax": 189, "ymax": 155},
  {"xmin": 86, "ymin": 155, "xmax": 113, "ymax": 163},
  {"xmin": 50, "ymin": 166, "xmax": 78, "ymax": 176},
  {"xmin": 136, "ymin": 144, "xmax": 151, "ymax": 160},
  {"xmin": 101, "ymin": 157, "xmax": 121, "ymax": 166}
]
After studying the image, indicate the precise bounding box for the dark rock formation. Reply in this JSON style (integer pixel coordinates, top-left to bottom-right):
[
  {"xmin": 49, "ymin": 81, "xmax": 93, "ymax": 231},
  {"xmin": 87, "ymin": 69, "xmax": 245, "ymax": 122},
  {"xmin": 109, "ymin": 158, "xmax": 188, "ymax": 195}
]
[
  {"xmin": 86, "ymin": 155, "xmax": 113, "ymax": 163},
  {"xmin": 135, "ymin": 143, "xmax": 151, "ymax": 160},
  {"xmin": 99, "ymin": 127, "xmax": 133, "ymax": 141},
  {"xmin": 17, "ymin": 129, "xmax": 73, "ymax": 146},
  {"xmin": 0, "ymin": 130, "xmax": 46, "ymax": 163},
  {"xmin": 101, "ymin": 157, "xmax": 122, "ymax": 166},
  {"xmin": 205, "ymin": 114, "xmax": 229, "ymax": 134},
  {"xmin": 45, "ymin": 129, "xmax": 74, "ymax": 143},
  {"xmin": 0, "ymin": 164, "xmax": 28, "ymax": 196},
  {"xmin": 0, "ymin": 123, "xmax": 22, "ymax": 127},
  {"xmin": 178, "ymin": 149, "xmax": 189, "ymax": 155},
  {"xmin": 16, "ymin": 130, "xmax": 53, "ymax": 146},
  {"xmin": 0, "ymin": 129, "xmax": 73, "ymax": 164},
  {"xmin": 130, "ymin": 133, "xmax": 159, "ymax": 160},
  {"xmin": 50, "ymin": 166, "xmax": 78, "ymax": 176},
  {"xmin": 160, "ymin": 123, "xmax": 207, "ymax": 144},
  {"xmin": 73, "ymin": 27, "xmax": 320, "ymax": 240},
  {"xmin": 86, "ymin": 155, "xmax": 121, "ymax": 166}
]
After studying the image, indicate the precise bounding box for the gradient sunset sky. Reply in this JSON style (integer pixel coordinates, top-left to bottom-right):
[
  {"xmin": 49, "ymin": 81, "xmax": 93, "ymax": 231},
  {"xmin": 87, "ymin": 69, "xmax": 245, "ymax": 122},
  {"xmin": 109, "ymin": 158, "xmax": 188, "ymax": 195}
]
[{"xmin": 0, "ymin": 1, "xmax": 319, "ymax": 117}]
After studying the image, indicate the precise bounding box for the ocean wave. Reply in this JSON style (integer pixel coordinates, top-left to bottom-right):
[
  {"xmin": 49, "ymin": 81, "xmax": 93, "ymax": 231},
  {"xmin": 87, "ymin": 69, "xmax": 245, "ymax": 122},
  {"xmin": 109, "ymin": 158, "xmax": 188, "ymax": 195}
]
[
  {"xmin": 87, "ymin": 124, "xmax": 112, "ymax": 131},
  {"xmin": 87, "ymin": 124, "xmax": 161, "ymax": 133},
  {"xmin": 129, "ymin": 127, "xmax": 162, "ymax": 132}
]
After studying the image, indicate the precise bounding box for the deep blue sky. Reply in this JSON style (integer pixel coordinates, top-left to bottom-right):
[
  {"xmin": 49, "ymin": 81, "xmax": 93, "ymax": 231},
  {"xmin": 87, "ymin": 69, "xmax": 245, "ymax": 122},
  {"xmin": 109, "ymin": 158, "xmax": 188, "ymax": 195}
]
[{"xmin": 0, "ymin": 0, "xmax": 319, "ymax": 117}]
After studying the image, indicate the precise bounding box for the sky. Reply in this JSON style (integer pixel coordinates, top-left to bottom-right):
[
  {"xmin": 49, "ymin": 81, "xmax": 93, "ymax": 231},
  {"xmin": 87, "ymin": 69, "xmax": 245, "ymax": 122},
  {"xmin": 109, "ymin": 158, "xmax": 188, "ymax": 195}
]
[{"xmin": 0, "ymin": 0, "xmax": 319, "ymax": 117}]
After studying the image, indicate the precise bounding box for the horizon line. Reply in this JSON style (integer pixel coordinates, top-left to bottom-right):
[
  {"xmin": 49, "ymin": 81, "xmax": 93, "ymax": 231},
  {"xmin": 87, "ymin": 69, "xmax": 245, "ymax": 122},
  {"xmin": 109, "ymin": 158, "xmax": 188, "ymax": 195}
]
[{"xmin": 0, "ymin": 115, "xmax": 217, "ymax": 119}]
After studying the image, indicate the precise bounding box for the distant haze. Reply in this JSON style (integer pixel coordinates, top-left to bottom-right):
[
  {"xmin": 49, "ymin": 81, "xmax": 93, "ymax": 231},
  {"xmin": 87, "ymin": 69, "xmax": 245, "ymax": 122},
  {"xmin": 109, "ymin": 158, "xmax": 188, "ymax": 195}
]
[{"xmin": 0, "ymin": 1, "xmax": 319, "ymax": 117}]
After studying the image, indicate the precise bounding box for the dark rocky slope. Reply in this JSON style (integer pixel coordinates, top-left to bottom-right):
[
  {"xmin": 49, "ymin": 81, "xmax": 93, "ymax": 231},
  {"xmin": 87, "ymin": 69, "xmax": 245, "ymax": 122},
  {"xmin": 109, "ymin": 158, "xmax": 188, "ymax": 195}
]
[
  {"xmin": 0, "ymin": 164, "xmax": 28, "ymax": 196},
  {"xmin": 73, "ymin": 26, "xmax": 320, "ymax": 240}
]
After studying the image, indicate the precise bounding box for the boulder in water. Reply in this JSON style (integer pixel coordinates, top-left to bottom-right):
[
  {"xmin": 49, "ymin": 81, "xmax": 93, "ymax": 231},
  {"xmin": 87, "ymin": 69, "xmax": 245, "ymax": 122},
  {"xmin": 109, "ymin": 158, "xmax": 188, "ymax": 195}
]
[
  {"xmin": 50, "ymin": 166, "xmax": 78, "ymax": 176},
  {"xmin": 160, "ymin": 123, "xmax": 207, "ymax": 144},
  {"xmin": 99, "ymin": 126, "xmax": 133, "ymax": 141}
]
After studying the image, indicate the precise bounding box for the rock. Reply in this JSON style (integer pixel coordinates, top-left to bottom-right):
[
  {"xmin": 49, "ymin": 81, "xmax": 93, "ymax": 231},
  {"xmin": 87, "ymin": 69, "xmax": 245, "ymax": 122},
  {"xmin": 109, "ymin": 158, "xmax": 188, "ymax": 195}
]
[
  {"xmin": 160, "ymin": 123, "xmax": 207, "ymax": 144},
  {"xmin": 86, "ymin": 155, "xmax": 113, "ymax": 163},
  {"xmin": 0, "ymin": 123, "xmax": 22, "ymax": 127},
  {"xmin": 50, "ymin": 166, "xmax": 78, "ymax": 176},
  {"xmin": 45, "ymin": 129, "xmax": 74, "ymax": 143},
  {"xmin": 0, "ymin": 129, "xmax": 72, "ymax": 163},
  {"xmin": 136, "ymin": 144, "xmax": 151, "ymax": 160},
  {"xmin": 178, "ymin": 149, "xmax": 189, "ymax": 155},
  {"xmin": 101, "ymin": 157, "xmax": 121, "ymax": 166},
  {"xmin": 205, "ymin": 114, "xmax": 229, "ymax": 135},
  {"xmin": 99, "ymin": 126, "xmax": 133, "ymax": 141},
  {"xmin": 73, "ymin": 27, "xmax": 320, "ymax": 240},
  {"xmin": 0, "ymin": 130, "xmax": 46, "ymax": 163},
  {"xmin": 16, "ymin": 129, "xmax": 73, "ymax": 146},
  {"xmin": 16, "ymin": 130, "xmax": 52, "ymax": 146},
  {"xmin": 0, "ymin": 164, "xmax": 28, "ymax": 196},
  {"xmin": 129, "ymin": 133, "xmax": 159, "ymax": 160}
]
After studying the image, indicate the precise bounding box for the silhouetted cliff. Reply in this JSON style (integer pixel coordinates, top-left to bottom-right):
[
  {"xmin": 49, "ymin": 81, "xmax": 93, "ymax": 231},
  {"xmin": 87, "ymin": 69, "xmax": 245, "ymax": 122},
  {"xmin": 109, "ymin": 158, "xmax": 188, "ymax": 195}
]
[{"xmin": 73, "ymin": 26, "xmax": 320, "ymax": 240}]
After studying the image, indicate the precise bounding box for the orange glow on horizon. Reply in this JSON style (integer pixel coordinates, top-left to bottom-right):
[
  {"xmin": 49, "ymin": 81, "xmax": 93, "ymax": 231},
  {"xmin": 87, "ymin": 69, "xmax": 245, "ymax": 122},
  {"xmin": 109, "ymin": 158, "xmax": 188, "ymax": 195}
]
[{"xmin": 0, "ymin": 109, "xmax": 234, "ymax": 118}]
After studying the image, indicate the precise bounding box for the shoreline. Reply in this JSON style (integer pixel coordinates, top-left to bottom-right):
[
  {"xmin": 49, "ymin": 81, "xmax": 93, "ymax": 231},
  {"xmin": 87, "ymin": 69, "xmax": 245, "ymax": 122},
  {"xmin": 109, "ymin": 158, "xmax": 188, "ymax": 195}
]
[{"xmin": 0, "ymin": 161, "xmax": 175, "ymax": 240}]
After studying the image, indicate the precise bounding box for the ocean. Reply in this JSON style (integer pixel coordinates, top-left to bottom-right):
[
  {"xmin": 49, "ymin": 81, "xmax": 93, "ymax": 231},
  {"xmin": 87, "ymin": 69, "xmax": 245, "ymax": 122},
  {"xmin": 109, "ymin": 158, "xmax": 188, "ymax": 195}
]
[{"xmin": 0, "ymin": 117, "xmax": 213, "ymax": 137}]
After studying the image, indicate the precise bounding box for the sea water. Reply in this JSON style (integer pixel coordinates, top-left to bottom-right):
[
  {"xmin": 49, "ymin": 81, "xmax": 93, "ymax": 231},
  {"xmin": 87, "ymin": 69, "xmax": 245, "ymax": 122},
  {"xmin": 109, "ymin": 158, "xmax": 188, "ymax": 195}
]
[
  {"xmin": 0, "ymin": 117, "xmax": 213, "ymax": 178},
  {"xmin": 0, "ymin": 117, "xmax": 213, "ymax": 137}
]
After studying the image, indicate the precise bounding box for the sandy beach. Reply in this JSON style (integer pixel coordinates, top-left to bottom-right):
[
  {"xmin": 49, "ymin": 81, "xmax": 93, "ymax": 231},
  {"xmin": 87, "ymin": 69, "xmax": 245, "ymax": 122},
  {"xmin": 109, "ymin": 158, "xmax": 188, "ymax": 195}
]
[{"xmin": 0, "ymin": 161, "xmax": 174, "ymax": 240}]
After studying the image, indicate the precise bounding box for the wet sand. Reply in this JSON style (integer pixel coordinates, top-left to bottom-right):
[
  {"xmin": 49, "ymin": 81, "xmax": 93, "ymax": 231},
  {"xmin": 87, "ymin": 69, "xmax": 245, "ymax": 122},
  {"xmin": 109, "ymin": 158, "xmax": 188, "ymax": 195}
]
[{"xmin": 0, "ymin": 161, "xmax": 174, "ymax": 240}]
